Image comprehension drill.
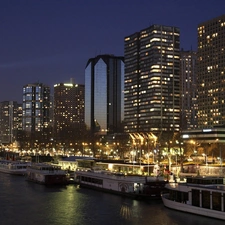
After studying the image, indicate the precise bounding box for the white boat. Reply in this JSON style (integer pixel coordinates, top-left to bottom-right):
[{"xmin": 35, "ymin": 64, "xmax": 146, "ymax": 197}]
[
  {"xmin": 161, "ymin": 176, "xmax": 225, "ymax": 220},
  {"xmin": 74, "ymin": 169, "xmax": 167, "ymax": 199},
  {"xmin": 26, "ymin": 163, "xmax": 69, "ymax": 185},
  {"xmin": 0, "ymin": 160, "xmax": 30, "ymax": 175}
]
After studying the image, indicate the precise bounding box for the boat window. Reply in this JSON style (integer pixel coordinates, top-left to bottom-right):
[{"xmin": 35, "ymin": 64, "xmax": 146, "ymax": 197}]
[
  {"xmin": 224, "ymin": 194, "xmax": 225, "ymax": 211},
  {"xmin": 212, "ymin": 192, "xmax": 222, "ymax": 211},
  {"xmin": 202, "ymin": 190, "xmax": 210, "ymax": 209},
  {"xmin": 168, "ymin": 190, "xmax": 188, "ymax": 203},
  {"xmin": 192, "ymin": 189, "xmax": 200, "ymax": 207},
  {"xmin": 80, "ymin": 175, "xmax": 103, "ymax": 185}
]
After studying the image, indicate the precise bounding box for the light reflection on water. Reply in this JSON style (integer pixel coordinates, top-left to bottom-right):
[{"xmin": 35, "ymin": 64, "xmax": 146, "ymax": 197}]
[
  {"xmin": 0, "ymin": 174, "xmax": 224, "ymax": 225},
  {"xmin": 120, "ymin": 203, "xmax": 132, "ymax": 220}
]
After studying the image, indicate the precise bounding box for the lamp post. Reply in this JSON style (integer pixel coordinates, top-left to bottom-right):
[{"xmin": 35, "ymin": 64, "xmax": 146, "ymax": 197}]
[
  {"xmin": 220, "ymin": 145, "xmax": 222, "ymax": 175},
  {"xmin": 131, "ymin": 150, "xmax": 136, "ymax": 174},
  {"xmin": 147, "ymin": 140, "xmax": 149, "ymax": 176},
  {"xmin": 175, "ymin": 150, "xmax": 178, "ymax": 175},
  {"xmin": 202, "ymin": 153, "xmax": 208, "ymax": 174},
  {"xmin": 152, "ymin": 150, "xmax": 156, "ymax": 163},
  {"xmin": 82, "ymin": 142, "xmax": 84, "ymax": 156}
]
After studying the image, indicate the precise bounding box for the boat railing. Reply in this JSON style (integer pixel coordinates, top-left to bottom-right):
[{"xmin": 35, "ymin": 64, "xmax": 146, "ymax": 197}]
[
  {"xmin": 146, "ymin": 176, "xmax": 165, "ymax": 182},
  {"xmin": 0, "ymin": 160, "xmax": 30, "ymax": 169},
  {"xmin": 27, "ymin": 164, "xmax": 66, "ymax": 174},
  {"xmin": 28, "ymin": 168, "xmax": 66, "ymax": 174},
  {"xmin": 166, "ymin": 182, "xmax": 179, "ymax": 189}
]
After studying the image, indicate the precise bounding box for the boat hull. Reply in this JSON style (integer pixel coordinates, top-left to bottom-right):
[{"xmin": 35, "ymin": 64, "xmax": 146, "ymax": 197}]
[
  {"xmin": 162, "ymin": 193, "xmax": 225, "ymax": 220},
  {"xmin": 78, "ymin": 182, "xmax": 162, "ymax": 200},
  {"xmin": 0, "ymin": 168, "xmax": 27, "ymax": 175},
  {"xmin": 27, "ymin": 174, "xmax": 68, "ymax": 185}
]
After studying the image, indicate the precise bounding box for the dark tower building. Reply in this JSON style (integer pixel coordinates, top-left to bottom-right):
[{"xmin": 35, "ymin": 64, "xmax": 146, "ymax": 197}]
[{"xmin": 85, "ymin": 54, "xmax": 124, "ymax": 134}]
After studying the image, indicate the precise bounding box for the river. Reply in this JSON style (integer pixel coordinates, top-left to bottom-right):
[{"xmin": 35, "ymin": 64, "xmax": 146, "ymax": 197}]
[{"xmin": 0, "ymin": 173, "xmax": 224, "ymax": 225}]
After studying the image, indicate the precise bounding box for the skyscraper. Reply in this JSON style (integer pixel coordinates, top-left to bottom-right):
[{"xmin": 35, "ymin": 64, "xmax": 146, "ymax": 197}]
[
  {"xmin": 124, "ymin": 25, "xmax": 180, "ymax": 135},
  {"xmin": 197, "ymin": 14, "xmax": 225, "ymax": 128},
  {"xmin": 85, "ymin": 54, "xmax": 124, "ymax": 134},
  {"xmin": 180, "ymin": 50, "xmax": 197, "ymax": 130},
  {"xmin": 54, "ymin": 79, "xmax": 85, "ymax": 145},
  {"xmin": 22, "ymin": 83, "xmax": 51, "ymax": 148}
]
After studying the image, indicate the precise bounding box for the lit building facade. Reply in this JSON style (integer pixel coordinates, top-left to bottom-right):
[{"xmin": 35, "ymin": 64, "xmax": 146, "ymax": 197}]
[
  {"xmin": 85, "ymin": 54, "xmax": 124, "ymax": 134},
  {"xmin": 22, "ymin": 83, "xmax": 51, "ymax": 147},
  {"xmin": 180, "ymin": 50, "xmax": 197, "ymax": 130},
  {"xmin": 54, "ymin": 80, "xmax": 85, "ymax": 144},
  {"xmin": 0, "ymin": 101, "xmax": 22, "ymax": 144},
  {"xmin": 124, "ymin": 25, "xmax": 180, "ymax": 135},
  {"xmin": 197, "ymin": 14, "xmax": 225, "ymax": 128}
]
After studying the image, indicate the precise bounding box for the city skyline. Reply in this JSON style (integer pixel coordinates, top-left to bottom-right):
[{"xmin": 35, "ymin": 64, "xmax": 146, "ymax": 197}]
[{"xmin": 1, "ymin": 0, "xmax": 225, "ymax": 102}]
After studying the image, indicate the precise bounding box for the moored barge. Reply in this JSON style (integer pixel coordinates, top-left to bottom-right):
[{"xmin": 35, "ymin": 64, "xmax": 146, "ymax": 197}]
[
  {"xmin": 0, "ymin": 160, "xmax": 30, "ymax": 175},
  {"xmin": 74, "ymin": 169, "xmax": 167, "ymax": 200},
  {"xmin": 26, "ymin": 163, "xmax": 69, "ymax": 185}
]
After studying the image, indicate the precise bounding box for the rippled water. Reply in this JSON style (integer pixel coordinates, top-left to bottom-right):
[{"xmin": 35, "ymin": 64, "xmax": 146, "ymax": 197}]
[{"xmin": 0, "ymin": 173, "xmax": 224, "ymax": 225}]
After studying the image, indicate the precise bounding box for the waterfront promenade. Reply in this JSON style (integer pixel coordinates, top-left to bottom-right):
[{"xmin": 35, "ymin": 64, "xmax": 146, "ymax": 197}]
[{"xmin": 171, "ymin": 163, "xmax": 225, "ymax": 177}]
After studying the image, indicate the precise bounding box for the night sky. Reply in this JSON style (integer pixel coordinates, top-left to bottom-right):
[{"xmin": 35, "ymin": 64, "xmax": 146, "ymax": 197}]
[{"xmin": 1, "ymin": 0, "xmax": 225, "ymax": 102}]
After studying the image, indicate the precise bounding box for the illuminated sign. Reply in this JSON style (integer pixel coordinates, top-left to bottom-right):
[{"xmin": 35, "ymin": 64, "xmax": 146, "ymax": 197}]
[
  {"xmin": 203, "ymin": 129, "xmax": 212, "ymax": 132},
  {"xmin": 182, "ymin": 134, "xmax": 189, "ymax": 139}
]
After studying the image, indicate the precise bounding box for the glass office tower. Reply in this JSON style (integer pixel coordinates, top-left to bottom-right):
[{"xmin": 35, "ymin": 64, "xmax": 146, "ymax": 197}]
[
  {"xmin": 85, "ymin": 54, "xmax": 124, "ymax": 134},
  {"xmin": 197, "ymin": 14, "xmax": 225, "ymax": 128},
  {"xmin": 124, "ymin": 25, "xmax": 180, "ymax": 135}
]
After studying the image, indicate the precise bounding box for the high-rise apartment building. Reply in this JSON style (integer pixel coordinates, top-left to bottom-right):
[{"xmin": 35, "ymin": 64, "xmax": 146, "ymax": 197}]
[
  {"xmin": 85, "ymin": 54, "xmax": 124, "ymax": 134},
  {"xmin": 54, "ymin": 79, "xmax": 85, "ymax": 144},
  {"xmin": 180, "ymin": 50, "xmax": 197, "ymax": 130},
  {"xmin": 0, "ymin": 101, "xmax": 22, "ymax": 144},
  {"xmin": 197, "ymin": 14, "xmax": 225, "ymax": 128},
  {"xmin": 22, "ymin": 83, "xmax": 51, "ymax": 147},
  {"xmin": 124, "ymin": 25, "xmax": 180, "ymax": 135}
]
